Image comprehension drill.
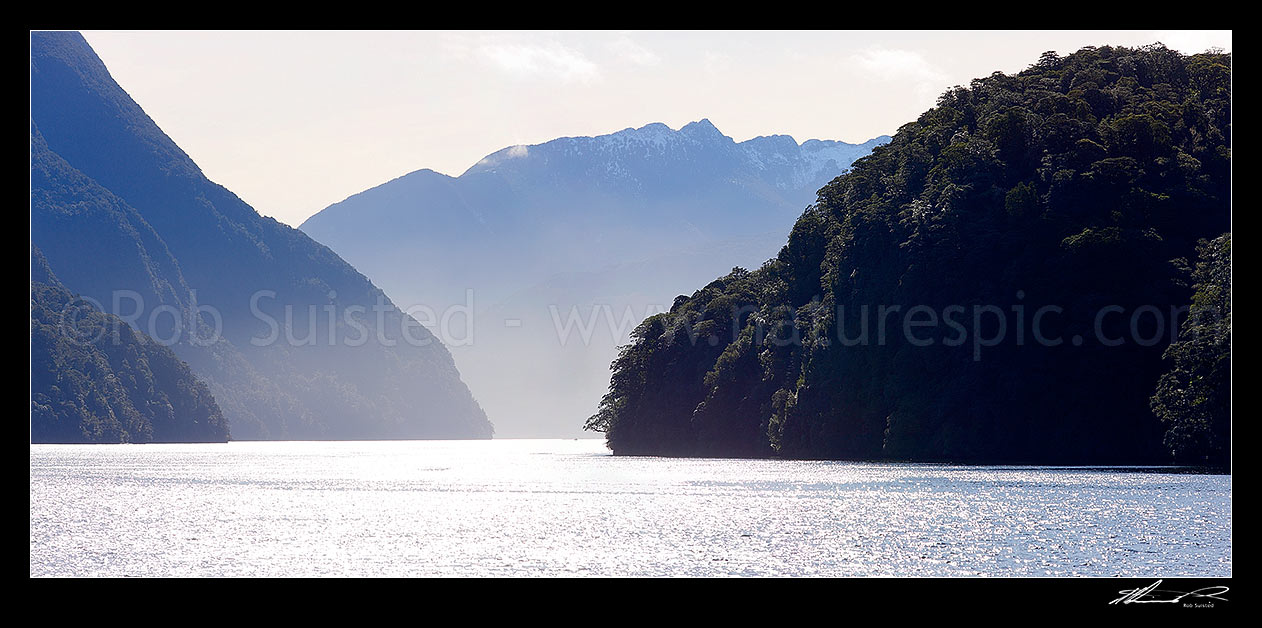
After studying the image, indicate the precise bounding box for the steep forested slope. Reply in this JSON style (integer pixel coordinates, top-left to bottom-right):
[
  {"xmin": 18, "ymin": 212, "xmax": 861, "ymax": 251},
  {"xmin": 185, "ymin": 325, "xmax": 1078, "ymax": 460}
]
[
  {"xmin": 31, "ymin": 249, "xmax": 229, "ymax": 443},
  {"xmin": 1151, "ymin": 233, "xmax": 1231, "ymax": 465},
  {"xmin": 30, "ymin": 31, "xmax": 492, "ymax": 440},
  {"xmin": 588, "ymin": 45, "xmax": 1231, "ymax": 464}
]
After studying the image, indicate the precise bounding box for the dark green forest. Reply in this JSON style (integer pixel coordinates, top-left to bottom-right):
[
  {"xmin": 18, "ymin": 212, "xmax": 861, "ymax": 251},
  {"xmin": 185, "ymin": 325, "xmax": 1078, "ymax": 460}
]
[
  {"xmin": 586, "ymin": 45, "xmax": 1231, "ymax": 465},
  {"xmin": 1151, "ymin": 233, "xmax": 1231, "ymax": 465},
  {"xmin": 31, "ymin": 249, "xmax": 229, "ymax": 443}
]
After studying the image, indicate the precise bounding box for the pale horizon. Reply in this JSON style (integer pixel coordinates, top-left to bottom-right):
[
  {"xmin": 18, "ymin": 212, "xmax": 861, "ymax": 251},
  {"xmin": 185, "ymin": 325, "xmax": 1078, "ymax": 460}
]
[{"xmin": 73, "ymin": 29, "xmax": 1231, "ymax": 228}]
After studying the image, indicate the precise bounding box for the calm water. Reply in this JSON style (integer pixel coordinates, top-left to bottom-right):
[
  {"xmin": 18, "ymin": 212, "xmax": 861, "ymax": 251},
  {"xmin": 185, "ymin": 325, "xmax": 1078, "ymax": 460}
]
[{"xmin": 29, "ymin": 439, "xmax": 1231, "ymax": 577}]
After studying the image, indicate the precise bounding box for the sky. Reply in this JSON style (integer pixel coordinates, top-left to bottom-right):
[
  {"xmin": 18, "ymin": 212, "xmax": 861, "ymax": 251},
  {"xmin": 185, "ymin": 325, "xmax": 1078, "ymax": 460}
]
[{"xmin": 77, "ymin": 30, "xmax": 1232, "ymax": 228}]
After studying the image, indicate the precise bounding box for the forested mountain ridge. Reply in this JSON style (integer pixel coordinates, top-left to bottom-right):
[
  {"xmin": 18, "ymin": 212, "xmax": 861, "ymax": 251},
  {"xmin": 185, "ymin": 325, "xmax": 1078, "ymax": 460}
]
[
  {"xmin": 587, "ymin": 44, "xmax": 1231, "ymax": 464},
  {"xmin": 31, "ymin": 248, "xmax": 229, "ymax": 443},
  {"xmin": 30, "ymin": 31, "xmax": 492, "ymax": 441}
]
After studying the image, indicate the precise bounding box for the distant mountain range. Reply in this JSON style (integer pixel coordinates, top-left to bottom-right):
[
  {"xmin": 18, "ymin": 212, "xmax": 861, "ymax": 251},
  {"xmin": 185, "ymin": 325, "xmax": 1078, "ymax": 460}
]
[
  {"xmin": 303, "ymin": 120, "xmax": 888, "ymax": 309},
  {"xmin": 301, "ymin": 120, "xmax": 889, "ymax": 437},
  {"xmin": 30, "ymin": 31, "xmax": 492, "ymax": 441}
]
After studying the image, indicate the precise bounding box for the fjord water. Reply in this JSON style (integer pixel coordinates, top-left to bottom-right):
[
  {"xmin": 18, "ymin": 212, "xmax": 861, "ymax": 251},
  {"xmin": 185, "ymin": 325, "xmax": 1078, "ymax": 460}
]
[{"xmin": 29, "ymin": 440, "xmax": 1230, "ymax": 577}]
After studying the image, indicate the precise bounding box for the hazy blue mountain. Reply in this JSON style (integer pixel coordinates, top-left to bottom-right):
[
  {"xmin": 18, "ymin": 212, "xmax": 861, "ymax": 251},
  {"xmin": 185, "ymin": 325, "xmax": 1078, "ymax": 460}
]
[
  {"xmin": 31, "ymin": 121, "xmax": 300, "ymax": 438},
  {"xmin": 30, "ymin": 31, "xmax": 492, "ymax": 440},
  {"xmin": 303, "ymin": 120, "xmax": 888, "ymax": 310},
  {"xmin": 300, "ymin": 120, "xmax": 888, "ymax": 437}
]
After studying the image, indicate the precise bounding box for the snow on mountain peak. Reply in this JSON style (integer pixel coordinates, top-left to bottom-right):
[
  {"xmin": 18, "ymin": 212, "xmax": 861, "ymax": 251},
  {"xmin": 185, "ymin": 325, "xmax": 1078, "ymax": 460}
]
[
  {"xmin": 679, "ymin": 118, "xmax": 725, "ymax": 140},
  {"xmin": 606, "ymin": 122, "xmax": 679, "ymax": 149},
  {"xmin": 465, "ymin": 120, "xmax": 889, "ymax": 190},
  {"xmin": 735, "ymin": 133, "xmax": 889, "ymax": 190}
]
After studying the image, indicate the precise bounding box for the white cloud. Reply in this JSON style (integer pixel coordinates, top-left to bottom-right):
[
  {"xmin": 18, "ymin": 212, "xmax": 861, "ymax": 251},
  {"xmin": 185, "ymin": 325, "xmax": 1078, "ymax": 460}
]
[
  {"xmin": 847, "ymin": 47, "xmax": 951, "ymax": 102},
  {"xmin": 477, "ymin": 41, "xmax": 600, "ymax": 83},
  {"xmin": 507, "ymin": 144, "xmax": 529, "ymax": 158},
  {"xmin": 1150, "ymin": 30, "xmax": 1232, "ymax": 54},
  {"xmin": 849, "ymin": 47, "xmax": 949, "ymax": 84},
  {"xmin": 607, "ymin": 36, "xmax": 661, "ymax": 66}
]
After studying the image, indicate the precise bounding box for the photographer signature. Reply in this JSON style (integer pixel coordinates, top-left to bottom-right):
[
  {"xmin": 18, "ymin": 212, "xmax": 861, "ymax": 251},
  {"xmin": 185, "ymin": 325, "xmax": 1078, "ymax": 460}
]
[{"xmin": 1110, "ymin": 580, "xmax": 1229, "ymax": 605}]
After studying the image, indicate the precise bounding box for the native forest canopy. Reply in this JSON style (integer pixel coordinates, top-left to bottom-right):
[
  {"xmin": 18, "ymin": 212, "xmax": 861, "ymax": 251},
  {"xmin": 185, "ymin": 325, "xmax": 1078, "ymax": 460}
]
[
  {"xmin": 31, "ymin": 248, "xmax": 230, "ymax": 443},
  {"xmin": 30, "ymin": 31, "xmax": 492, "ymax": 442},
  {"xmin": 1150, "ymin": 232, "xmax": 1231, "ymax": 465},
  {"xmin": 587, "ymin": 45, "xmax": 1231, "ymax": 465}
]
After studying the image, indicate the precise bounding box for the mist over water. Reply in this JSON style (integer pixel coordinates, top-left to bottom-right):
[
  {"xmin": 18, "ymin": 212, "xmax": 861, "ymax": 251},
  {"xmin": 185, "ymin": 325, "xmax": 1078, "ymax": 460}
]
[
  {"xmin": 30, "ymin": 440, "xmax": 1231, "ymax": 577},
  {"xmin": 439, "ymin": 232, "xmax": 789, "ymax": 438}
]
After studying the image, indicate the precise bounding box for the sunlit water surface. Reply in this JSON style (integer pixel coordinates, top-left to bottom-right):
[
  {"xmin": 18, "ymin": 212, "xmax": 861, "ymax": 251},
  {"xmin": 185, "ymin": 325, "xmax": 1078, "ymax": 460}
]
[{"xmin": 30, "ymin": 439, "xmax": 1230, "ymax": 577}]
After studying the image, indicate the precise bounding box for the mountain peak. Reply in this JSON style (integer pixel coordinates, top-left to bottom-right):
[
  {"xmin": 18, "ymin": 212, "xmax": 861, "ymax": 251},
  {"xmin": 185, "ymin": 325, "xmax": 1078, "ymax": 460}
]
[
  {"xmin": 680, "ymin": 118, "xmax": 724, "ymax": 140},
  {"xmin": 741, "ymin": 134, "xmax": 801, "ymax": 153},
  {"xmin": 609, "ymin": 122, "xmax": 676, "ymax": 143},
  {"xmin": 637, "ymin": 122, "xmax": 673, "ymax": 133},
  {"xmin": 458, "ymin": 119, "xmax": 890, "ymax": 189}
]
